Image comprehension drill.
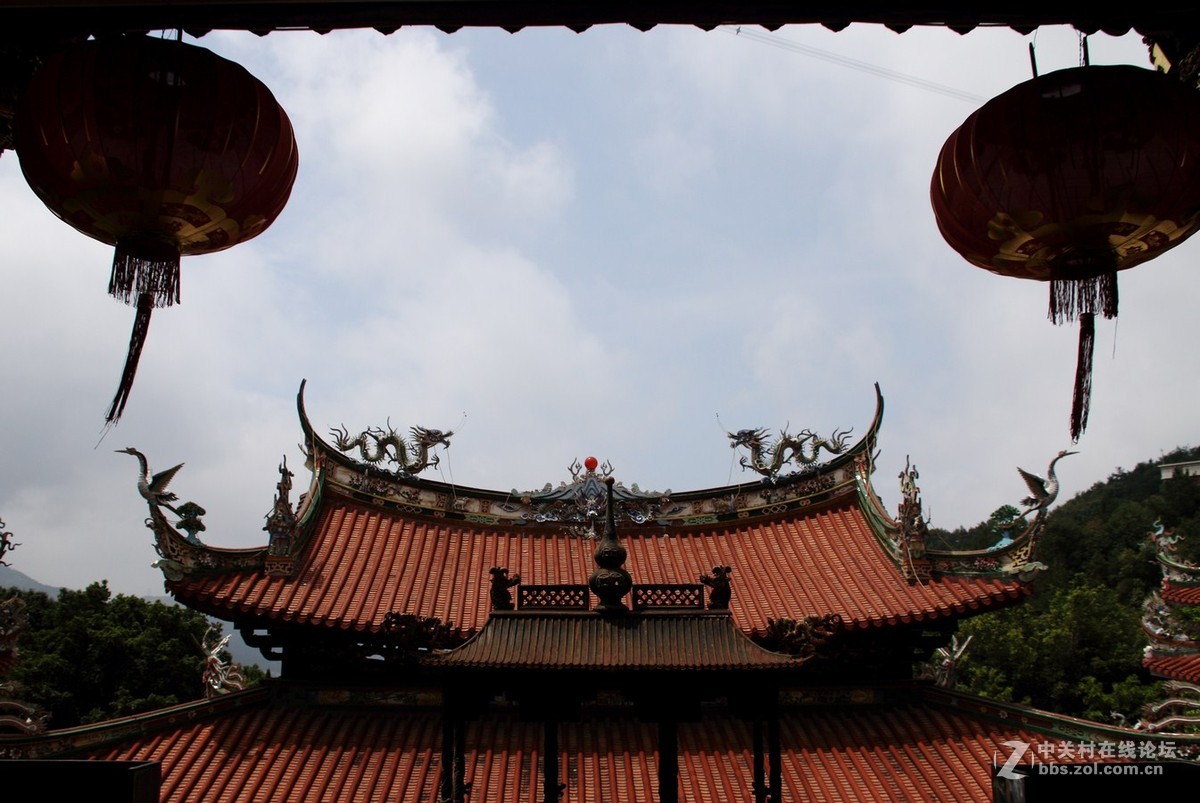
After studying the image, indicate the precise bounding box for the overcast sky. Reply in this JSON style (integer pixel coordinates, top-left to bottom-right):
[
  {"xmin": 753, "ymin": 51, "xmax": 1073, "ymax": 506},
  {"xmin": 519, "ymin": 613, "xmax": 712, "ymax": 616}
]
[{"xmin": 1, "ymin": 24, "xmax": 1195, "ymax": 598}]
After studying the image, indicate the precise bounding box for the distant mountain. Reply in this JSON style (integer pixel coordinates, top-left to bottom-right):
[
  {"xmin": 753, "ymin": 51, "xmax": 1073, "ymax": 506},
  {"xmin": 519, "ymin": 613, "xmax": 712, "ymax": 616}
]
[{"xmin": 0, "ymin": 564, "xmax": 60, "ymax": 596}]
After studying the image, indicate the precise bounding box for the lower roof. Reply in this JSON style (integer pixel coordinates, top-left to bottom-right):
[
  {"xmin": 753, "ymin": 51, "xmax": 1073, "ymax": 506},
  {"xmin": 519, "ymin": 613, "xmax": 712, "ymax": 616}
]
[
  {"xmin": 435, "ymin": 610, "xmax": 799, "ymax": 671},
  {"xmin": 14, "ymin": 682, "xmax": 1186, "ymax": 803}
]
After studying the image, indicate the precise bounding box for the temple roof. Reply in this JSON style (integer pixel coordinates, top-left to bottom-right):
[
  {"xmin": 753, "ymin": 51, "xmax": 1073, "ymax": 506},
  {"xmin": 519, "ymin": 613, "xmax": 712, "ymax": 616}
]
[
  {"xmin": 11, "ymin": 682, "xmax": 1191, "ymax": 802},
  {"xmin": 1145, "ymin": 653, "xmax": 1200, "ymax": 684},
  {"xmin": 1162, "ymin": 580, "xmax": 1200, "ymax": 607},
  {"xmin": 435, "ymin": 611, "xmax": 798, "ymax": 671},
  {"xmin": 150, "ymin": 384, "xmax": 1033, "ymax": 641},
  {"xmin": 165, "ymin": 490, "xmax": 1027, "ymax": 638}
]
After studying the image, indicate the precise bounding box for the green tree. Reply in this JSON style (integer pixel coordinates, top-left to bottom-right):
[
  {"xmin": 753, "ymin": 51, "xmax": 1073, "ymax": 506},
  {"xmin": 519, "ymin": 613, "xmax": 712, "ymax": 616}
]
[
  {"xmin": 1035, "ymin": 477, "xmax": 1161, "ymax": 608},
  {"xmin": 928, "ymin": 505, "xmax": 1022, "ymax": 552},
  {"xmin": 4, "ymin": 581, "xmax": 245, "ymax": 727},
  {"xmin": 956, "ymin": 581, "xmax": 1159, "ymax": 722},
  {"xmin": 945, "ymin": 448, "xmax": 1200, "ymax": 722}
]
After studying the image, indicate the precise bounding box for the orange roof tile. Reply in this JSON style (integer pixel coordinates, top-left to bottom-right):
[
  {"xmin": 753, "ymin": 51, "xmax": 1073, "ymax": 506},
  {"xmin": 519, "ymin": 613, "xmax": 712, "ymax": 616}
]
[
  {"xmin": 1145, "ymin": 653, "xmax": 1200, "ymax": 683},
  {"xmin": 34, "ymin": 684, "xmax": 1183, "ymax": 803},
  {"xmin": 1162, "ymin": 581, "xmax": 1200, "ymax": 606},
  {"xmin": 170, "ymin": 488, "xmax": 1026, "ymax": 638}
]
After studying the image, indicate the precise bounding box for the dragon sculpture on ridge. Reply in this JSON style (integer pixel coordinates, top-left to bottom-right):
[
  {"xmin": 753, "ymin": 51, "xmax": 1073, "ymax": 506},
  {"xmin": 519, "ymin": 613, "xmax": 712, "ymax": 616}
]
[
  {"xmin": 0, "ymin": 518, "xmax": 16, "ymax": 567},
  {"xmin": 200, "ymin": 625, "xmax": 246, "ymax": 698},
  {"xmin": 330, "ymin": 423, "xmax": 453, "ymax": 475},
  {"xmin": 728, "ymin": 426, "xmax": 852, "ymax": 481}
]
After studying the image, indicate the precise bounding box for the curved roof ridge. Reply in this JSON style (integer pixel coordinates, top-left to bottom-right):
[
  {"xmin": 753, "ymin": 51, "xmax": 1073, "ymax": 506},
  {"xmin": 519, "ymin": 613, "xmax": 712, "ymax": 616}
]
[
  {"xmin": 5, "ymin": 686, "xmax": 271, "ymax": 760},
  {"xmin": 297, "ymin": 378, "xmax": 886, "ymax": 520},
  {"xmin": 919, "ymin": 684, "xmax": 1200, "ymax": 748},
  {"xmin": 144, "ymin": 380, "xmax": 1029, "ymax": 639}
]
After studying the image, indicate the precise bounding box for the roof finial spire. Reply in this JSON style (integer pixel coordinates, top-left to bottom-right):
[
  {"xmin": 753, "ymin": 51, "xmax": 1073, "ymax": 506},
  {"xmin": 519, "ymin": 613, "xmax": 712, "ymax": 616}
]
[{"xmin": 588, "ymin": 477, "xmax": 631, "ymax": 613}]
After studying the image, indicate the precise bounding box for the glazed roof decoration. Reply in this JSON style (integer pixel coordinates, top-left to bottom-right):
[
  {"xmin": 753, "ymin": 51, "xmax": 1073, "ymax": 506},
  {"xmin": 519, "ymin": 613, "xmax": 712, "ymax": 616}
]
[
  {"xmin": 131, "ymin": 382, "xmax": 1059, "ymax": 661},
  {"xmin": 0, "ymin": 518, "xmax": 49, "ymax": 736},
  {"xmin": 1140, "ymin": 520, "xmax": 1200, "ymax": 730}
]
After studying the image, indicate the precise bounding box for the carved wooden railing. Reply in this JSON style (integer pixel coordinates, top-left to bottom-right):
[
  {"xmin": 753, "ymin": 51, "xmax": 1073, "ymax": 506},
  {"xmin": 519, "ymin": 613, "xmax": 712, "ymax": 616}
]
[
  {"xmin": 518, "ymin": 584, "xmax": 590, "ymax": 610},
  {"xmin": 632, "ymin": 584, "xmax": 705, "ymax": 610},
  {"xmin": 514, "ymin": 583, "xmax": 709, "ymax": 611}
]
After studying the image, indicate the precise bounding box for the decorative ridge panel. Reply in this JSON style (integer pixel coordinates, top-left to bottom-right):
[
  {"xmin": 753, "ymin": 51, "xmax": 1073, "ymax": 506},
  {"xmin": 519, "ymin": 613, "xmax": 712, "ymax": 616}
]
[
  {"xmin": 147, "ymin": 503, "xmax": 266, "ymax": 582},
  {"xmin": 297, "ymin": 379, "xmax": 883, "ymax": 529},
  {"xmin": 859, "ymin": 448, "xmax": 1086, "ymax": 583}
]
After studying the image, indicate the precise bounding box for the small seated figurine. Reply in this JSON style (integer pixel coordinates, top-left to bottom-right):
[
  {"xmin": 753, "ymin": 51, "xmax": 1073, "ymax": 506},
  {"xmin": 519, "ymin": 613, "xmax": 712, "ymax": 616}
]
[
  {"xmin": 489, "ymin": 566, "xmax": 521, "ymax": 610},
  {"xmin": 701, "ymin": 565, "xmax": 732, "ymax": 609}
]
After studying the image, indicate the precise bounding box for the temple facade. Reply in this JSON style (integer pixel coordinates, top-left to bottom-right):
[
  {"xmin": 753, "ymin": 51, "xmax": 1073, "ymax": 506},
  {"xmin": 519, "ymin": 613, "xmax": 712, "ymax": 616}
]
[{"xmin": 6, "ymin": 383, "xmax": 1196, "ymax": 800}]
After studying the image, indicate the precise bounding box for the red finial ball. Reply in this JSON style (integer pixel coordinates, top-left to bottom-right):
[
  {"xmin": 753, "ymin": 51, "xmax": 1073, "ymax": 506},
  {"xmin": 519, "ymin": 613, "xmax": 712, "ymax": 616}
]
[{"xmin": 584, "ymin": 456, "xmax": 599, "ymax": 472}]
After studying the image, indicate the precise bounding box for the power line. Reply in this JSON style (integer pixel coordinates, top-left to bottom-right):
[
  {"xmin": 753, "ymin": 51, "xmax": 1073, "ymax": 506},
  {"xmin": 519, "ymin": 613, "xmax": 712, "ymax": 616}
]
[{"xmin": 724, "ymin": 26, "xmax": 986, "ymax": 104}]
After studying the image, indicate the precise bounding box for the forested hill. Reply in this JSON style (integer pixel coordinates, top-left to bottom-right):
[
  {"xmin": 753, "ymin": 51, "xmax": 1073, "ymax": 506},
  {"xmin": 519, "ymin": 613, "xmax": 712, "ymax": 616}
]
[
  {"xmin": 1037, "ymin": 445, "xmax": 1200, "ymax": 601},
  {"xmin": 947, "ymin": 445, "xmax": 1200, "ymax": 723}
]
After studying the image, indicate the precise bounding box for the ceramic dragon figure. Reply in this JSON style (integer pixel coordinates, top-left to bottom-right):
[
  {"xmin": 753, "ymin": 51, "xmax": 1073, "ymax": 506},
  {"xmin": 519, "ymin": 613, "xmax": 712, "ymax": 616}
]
[
  {"xmin": 200, "ymin": 625, "xmax": 246, "ymax": 698},
  {"xmin": 330, "ymin": 423, "xmax": 453, "ymax": 475},
  {"xmin": 728, "ymin": 426, "xmax": 852, "ymax": 482},
  {"xmin": 0, "ymin": 518, "xmax": 16, "ymax": 567},
  {"xmin": 1139, "ymin": 682, "xmax": 1200, "ymax": 733}
]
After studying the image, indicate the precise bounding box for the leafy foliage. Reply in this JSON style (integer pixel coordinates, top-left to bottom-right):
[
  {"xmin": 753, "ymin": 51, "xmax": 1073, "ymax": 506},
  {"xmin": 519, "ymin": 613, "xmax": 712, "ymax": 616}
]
[
  {"xmin": 952, "ymin": 446, "xmax": 1200, "ymax": 722},
  {"xmin": 3, "ymin": 581, "xmax": 243, "ymax": 727},
  {"xmin": 957, "ymin": 582, "xmax": 1157, "ymax": 721},
  {"xmin": 928, "ymin": 504, "xmax": 1021, "ymax": 552}
]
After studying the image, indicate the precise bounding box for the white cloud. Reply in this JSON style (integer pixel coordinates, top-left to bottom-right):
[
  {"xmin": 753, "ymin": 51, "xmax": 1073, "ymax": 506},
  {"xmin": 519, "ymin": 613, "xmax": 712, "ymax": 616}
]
[{"xmin": 0, "ymin": 24, "xmax": 1195, "ymax": 597}]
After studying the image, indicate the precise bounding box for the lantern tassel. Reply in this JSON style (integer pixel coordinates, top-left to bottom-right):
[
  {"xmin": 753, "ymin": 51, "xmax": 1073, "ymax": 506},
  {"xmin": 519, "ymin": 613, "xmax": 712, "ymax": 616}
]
[
  {"xmin": 106, "ymin": 292, "xmax": 155, "ymax": 424},
  {"xmin": 1049, "ymin": 271, "xmax": 1118, "ymax": 325},
  {"xmin": 1070, "ymin": 312, "xmax": 1096, "ymax": 442},
  {"xmin": 109, "ymin": 242, "xmax": 181, "ymax": 308}
]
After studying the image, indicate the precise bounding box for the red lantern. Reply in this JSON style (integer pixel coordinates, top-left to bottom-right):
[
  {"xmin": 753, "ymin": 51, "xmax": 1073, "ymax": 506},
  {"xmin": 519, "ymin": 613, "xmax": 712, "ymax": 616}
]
[
  {"xmin": 931, "ymin": 65, "xmax": 1200, "ymax": 440},
  {"xmin": 15, "ymin": 34, "xmax": 298, "ymax": 422}
]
